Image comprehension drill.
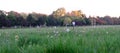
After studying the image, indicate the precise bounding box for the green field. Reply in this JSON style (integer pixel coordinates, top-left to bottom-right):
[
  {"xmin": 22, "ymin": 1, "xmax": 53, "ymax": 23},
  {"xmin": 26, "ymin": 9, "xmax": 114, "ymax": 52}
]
[{"xmin": 0, "ymin": 25, "xmax": 120, "ymax": 53}]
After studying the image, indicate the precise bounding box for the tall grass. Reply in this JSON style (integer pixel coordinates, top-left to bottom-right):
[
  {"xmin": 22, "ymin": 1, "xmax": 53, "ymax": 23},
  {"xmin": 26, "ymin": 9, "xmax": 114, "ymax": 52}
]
[{"xmin": 0, "ymin": 26, "xmax": 120, "ymax": 53}]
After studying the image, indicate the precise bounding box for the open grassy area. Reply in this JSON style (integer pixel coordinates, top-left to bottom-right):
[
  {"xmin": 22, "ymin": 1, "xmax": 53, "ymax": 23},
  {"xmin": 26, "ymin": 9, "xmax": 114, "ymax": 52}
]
[{"xmin": 0, "ymin": 25, "xmax": 120, "ymax": 53}]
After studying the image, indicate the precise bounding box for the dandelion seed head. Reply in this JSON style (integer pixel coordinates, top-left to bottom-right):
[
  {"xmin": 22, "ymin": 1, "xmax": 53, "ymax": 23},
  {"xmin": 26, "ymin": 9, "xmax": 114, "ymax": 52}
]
[
  {"xmin": 66, "ymin": 28, "xmax": 70, "ymax": 32},
  {"xmin": 106, "ymin": 32, "xmax": 109, "ymax": 34},
  {"xmin": 50, "ymin": 36, "xmax": 53, "ymax": 38}
]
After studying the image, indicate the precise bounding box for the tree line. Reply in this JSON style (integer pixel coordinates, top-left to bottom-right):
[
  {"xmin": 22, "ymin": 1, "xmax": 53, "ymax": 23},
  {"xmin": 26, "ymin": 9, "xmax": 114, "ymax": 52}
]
[{"xmin": 0, "ymin": 8, "xmax": 120, "ymax": 28}]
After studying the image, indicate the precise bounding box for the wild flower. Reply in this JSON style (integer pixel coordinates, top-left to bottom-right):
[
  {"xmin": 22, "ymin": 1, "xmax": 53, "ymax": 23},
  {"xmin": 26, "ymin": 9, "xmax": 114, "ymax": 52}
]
[
  {"xmin": 66, "ymin": 28, "xmax": 70, "ymax": 32},
  {"xmin": 54, "ymin": 31, "xmax": 59, "ymax": 36},
  {"xmin": 106, "ymin": 32, "xmax": 109, "ymax": 34},
  {"xmin": 53, "ymin": 28, "xmax": 59, "ymax": 33},
  {"xmin": 15, "ymin": 35, "xmax": 19, "ymax": 41},
  {"xmin": 50, "ymin": 36, "xmax": 53, "ymax": 38}
]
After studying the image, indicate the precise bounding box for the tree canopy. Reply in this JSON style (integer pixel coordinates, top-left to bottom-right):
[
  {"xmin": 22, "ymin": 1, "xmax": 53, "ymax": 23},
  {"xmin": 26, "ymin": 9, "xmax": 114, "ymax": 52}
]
[{"xmin": 0, "ymin": 8, "xmax": 120, "ymax": 28}]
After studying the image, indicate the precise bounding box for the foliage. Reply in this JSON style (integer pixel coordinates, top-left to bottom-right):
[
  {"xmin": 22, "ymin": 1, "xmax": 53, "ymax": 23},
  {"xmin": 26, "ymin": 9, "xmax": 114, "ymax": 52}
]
[
  {"xmin": 63, "ymin": 17, "xmax": 72, "ymax": 25},
  {"xmin": 26, "ymin": 14, "xmax": 36, "ymax": 26},
  {"xmin": 0, "ymin": 9, "xmax": 120, "ymax": 28},
  {"xmin": 37, "ymin": 15, "xmax": 47, "ymax": 26}
]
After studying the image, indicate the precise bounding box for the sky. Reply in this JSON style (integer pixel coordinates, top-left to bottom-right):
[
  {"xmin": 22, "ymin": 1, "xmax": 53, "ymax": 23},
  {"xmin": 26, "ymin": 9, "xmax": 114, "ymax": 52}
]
[{"xmin": 0, "ymin": 0, "xmax": 120, "ymax": 17}]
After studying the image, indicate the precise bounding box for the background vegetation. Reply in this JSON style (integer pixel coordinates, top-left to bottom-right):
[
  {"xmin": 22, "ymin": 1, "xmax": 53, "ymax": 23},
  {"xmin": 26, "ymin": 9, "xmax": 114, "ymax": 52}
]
[{"xmin": 0, "ymin": 8, "xmax": 120, "ymax": 28}]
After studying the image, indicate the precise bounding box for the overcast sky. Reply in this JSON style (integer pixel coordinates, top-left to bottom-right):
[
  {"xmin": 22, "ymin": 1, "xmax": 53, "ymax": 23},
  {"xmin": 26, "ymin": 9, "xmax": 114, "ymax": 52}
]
[{"xmin": 0, "ymin": 0, "xmax": 120, "ymax": 17}]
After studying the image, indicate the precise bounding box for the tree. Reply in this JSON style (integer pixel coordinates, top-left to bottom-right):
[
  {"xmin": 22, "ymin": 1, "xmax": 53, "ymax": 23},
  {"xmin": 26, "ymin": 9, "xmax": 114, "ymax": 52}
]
[
  {"xmin": 7, "ymin": 14, "xmax": 17, "ymax": 26},
  {"xmin": 0, "ymin": 10, "xmax": 10, "ymax": 27},
  {"xmin": 37, "ymin": 15, "xmax": 47, "ymax": 26},
  {"xmin": 20, "ymin": 12, "xmax": 28, "ymax": 19},
  {"xmin": 95, "ymin": 18, "xmax": 106, "ymax": 25},
  {"xmin": 46, "ymin": 15, "xmax": 62, "ymax": 26},
  {"xmin": 52, "ymin": 8, "xmax": 66, "ymax": 18},
  {"xmin": 0, "ymin": 12, "xmax": 8, "ymax": 27},
  {"xmin": 26, "ymin": 14, "xmax": 36, "ymax": 26},
  {"xmin": 103, "ymin": 16, "xmax": 114, "ymax": 25},
  {"xmin": 6, "ymin": 11, "xmax": 23, "ymax": 27},
  {"xmin": 63, "ymin": 17, "xmax": 72, "ymax": 26},
  {"xmin": 16, "ymin": 16, "xmax": 27, "ymax": 27},
  {"xmin": 84, "ymin": 18, "xmax": 91, "ymax": 25},
  {"xmin": 73, "ymin": 18, "xmax": 86, "ymax": 26}
]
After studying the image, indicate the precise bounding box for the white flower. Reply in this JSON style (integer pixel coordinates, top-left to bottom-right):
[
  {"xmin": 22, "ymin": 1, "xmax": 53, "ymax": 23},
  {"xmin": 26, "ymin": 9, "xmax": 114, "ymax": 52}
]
[
  {"xmin": 106, "ymin": 32, "xmax": 109, "ymax": 34},
  {"xmin": 50, "ymin": 36, "xmax": 53, "ymax": 38},
  {"xmin": 53, "ymin": 30, "xmax": 59, "ymax": 33},
  {"xmin": 66, "ymin": 28, "xmax": 70, "ymax": 32}
]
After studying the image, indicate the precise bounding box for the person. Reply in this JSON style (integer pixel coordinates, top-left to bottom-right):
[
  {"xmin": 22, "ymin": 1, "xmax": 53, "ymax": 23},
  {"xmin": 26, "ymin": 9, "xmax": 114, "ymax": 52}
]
[{"xmin": 72, "ymin": 21, "xmax": 75, "ymax": 29}]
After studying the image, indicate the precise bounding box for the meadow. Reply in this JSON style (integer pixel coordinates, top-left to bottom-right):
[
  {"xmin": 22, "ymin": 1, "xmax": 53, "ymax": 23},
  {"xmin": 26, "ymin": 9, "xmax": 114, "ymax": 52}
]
[{"xmin": 0, "ymin": 25, "xmax": 120, "ymax": 53}]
